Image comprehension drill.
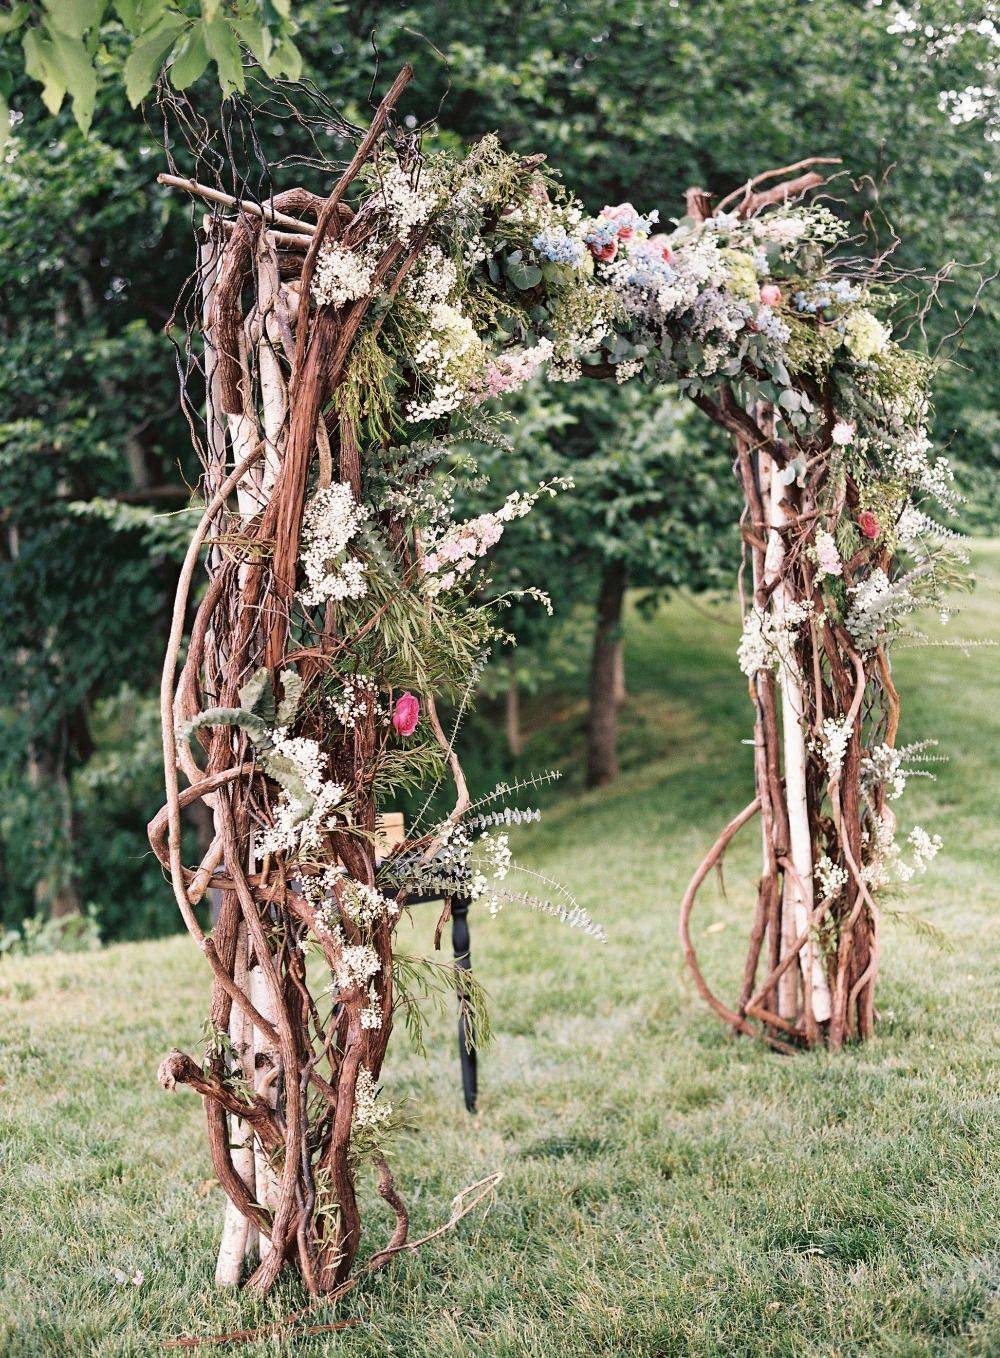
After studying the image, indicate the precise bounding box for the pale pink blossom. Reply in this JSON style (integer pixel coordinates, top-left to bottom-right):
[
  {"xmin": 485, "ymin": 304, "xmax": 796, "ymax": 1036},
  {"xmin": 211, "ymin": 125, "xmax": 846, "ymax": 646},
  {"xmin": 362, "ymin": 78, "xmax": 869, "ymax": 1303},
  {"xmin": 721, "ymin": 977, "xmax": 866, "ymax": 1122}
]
[{"xmin": 759, "ymin": 283, "xmax": 782, "ymax": 307}]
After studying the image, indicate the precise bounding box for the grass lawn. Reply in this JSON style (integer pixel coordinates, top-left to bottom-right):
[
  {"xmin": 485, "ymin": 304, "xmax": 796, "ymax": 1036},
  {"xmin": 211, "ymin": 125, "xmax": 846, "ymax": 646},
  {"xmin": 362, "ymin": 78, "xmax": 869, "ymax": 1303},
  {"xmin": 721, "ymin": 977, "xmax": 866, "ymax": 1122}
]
[{"xmin": 1, "ymin": 546, "xmax": 998, "ymax": 1358}]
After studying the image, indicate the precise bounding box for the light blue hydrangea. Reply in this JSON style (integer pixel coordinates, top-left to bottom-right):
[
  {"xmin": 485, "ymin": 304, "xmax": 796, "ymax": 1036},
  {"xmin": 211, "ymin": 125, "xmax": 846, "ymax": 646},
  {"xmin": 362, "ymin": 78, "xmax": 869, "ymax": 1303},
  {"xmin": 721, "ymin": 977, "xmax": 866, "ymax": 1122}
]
[{"xmin": 531, "ymin": 227, "xmax": 586, "ymax": 265}]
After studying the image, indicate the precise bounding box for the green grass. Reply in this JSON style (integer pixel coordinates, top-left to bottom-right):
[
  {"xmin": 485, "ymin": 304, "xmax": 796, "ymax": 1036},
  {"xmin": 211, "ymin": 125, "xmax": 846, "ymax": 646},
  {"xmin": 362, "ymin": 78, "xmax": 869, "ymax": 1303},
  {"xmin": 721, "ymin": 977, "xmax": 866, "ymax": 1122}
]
[{"xmin": 2, "ymin": 548, "xmax": 998, "ymax": 1358}]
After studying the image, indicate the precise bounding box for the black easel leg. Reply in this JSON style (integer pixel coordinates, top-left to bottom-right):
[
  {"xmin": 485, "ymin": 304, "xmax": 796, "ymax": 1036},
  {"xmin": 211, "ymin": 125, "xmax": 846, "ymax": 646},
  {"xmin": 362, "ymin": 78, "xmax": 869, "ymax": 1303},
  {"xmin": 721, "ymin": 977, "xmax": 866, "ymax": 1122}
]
[{"xmin": 451, "ymin": 895, "xmax": 478, "ymax": 1113}]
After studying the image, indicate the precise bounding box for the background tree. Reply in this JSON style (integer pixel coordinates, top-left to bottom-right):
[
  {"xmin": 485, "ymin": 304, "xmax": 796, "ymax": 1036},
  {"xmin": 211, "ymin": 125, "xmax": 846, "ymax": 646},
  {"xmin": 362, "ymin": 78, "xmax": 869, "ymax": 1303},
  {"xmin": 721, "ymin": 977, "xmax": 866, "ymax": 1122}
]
[
  {"xmin": 468, "ymin": 385, "xmax": 738, "ymax": 786},
  {"xmin": 0, "ymin": 0, "xmax": 994, "ymax": 937}
]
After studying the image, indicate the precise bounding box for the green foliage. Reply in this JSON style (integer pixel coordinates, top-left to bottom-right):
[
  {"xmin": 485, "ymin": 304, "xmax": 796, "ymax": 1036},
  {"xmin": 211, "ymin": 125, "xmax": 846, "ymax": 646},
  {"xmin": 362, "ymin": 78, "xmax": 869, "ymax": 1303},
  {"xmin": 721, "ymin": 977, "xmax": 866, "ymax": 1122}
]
[
  {"xmin": 185, "ymin": 667, "xmax": 316, "ymax": 819},
  {"xmin": 0, "ymin": 905, "xmax": 102, "ymax": 956},
  {"xmin": 0, "ymin": 0, "xmax": 302, "ymax": 140},
  {"xmin": 1, "ymin": 0, "xmax": 995, "ymax": 939}
]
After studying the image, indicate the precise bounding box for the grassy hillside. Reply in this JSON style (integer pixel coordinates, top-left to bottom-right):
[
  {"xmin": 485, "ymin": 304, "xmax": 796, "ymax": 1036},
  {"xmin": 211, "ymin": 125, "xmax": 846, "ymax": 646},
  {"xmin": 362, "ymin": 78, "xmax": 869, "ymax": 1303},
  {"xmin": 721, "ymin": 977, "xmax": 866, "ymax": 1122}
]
[{"xmin": 1, "ymin": 546, "xmax": 998, "ymax": 1358}]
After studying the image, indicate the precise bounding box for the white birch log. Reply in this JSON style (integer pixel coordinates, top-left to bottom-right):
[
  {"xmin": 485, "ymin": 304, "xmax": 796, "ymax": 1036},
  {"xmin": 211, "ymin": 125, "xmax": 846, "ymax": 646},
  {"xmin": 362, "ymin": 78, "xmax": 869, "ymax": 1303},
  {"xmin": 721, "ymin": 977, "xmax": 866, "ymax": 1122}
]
[
  {"xmin": 761, "ymin": 451, "xmax": 832, "ymax": 1025},
  {"xmin": 215, "ymin": 924, "xmax": 257, "ymax": 1285},
  {"xmin": 246, "ymin": 240, "xmax": 288, "ymax": 1261}
]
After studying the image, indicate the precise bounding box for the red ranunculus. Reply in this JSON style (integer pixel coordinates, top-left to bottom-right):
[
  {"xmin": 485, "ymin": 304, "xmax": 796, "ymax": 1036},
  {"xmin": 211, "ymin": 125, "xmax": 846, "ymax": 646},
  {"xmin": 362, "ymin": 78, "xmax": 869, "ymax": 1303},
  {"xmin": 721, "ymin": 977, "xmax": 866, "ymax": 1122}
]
[
  {"xmin": 392, "ymin": 692, "xmax": 420, "ymax": 737},
  {"xmin": 858, "ymin": 511, "xmax": 880, "ymax": 539},
  {"xmin": 588, "ymin": 238, "xmax": 618, "ymax": 262}
]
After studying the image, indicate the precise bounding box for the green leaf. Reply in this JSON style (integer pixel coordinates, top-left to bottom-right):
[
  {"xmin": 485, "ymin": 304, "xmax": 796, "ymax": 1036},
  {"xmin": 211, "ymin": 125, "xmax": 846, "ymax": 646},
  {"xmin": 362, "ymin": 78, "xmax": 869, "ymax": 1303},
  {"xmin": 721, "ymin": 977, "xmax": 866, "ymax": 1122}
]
[
  {"xmin": 259, "ymin": 34, "xmax": 300, "ymax": 79},
  {"xmin": 21, "ymin": 27, "xmax": 67, "ymax": 115},
  {"xmin": 47, "ymin": 25, "xmax": 98, "ymax": 131},
  {"xmin": 122, "ymin": 11, "xmax": 185, "ymax": 105},
  {"xmin": 0, "ymin": 4, "xmax": 28, "ymax": 36},
  {"xmin": 777, "ymin": 388, "xmax": 801, "ymax": 411},
  {"xmin": 112, "ymin": 0, "xmax": 157, "ymax": 32},
  {"xmin": 237, "ymin": 667, "xmax": 272, "ymax": 721},
  {"xmin": 43, "ymin": 0, "xmax": 106, "ymax": 40},
  {"xmin": 0, "ymin": 91, "xmax": 8, "ymax": 153},
  {"xmin": 168, "ymin": 20, "xmax": 210, "ymax": 89},
  {"xmin": 275, "ymin": 668, "xmax": 302, "ymax": 728},
  {"xmin": 506, "ymin": 260, "xmax": 543, "ymax": 290},
  {"xmin": 202, "ymin": 14, "xmax": 244, "ymax": 98}
]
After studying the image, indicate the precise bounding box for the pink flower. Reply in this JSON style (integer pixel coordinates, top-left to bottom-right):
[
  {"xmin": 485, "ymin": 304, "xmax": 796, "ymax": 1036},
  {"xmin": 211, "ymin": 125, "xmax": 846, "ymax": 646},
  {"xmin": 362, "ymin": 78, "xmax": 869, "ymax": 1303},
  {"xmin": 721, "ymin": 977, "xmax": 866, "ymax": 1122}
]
[
  {"xmin": 601, "ymin": 203, "xmax": 640, "ymax": 241},
  {"xmin": 392, "ymin": 692, "xmax": 420, "ymax": 737},
  {"xmin": 589, "ymin": 237, "xmax": 618, "ymax": 262},
  {"xmin": 759, "ymin": 283, "xmax": 782, "ymax": 307},
  {"xmin": 858, "ymin": 511, "xmax": 880, "ymax": 540},
  {"xmin": 647, "ymin": 234, "xmax": 674, "ymax": 264}
]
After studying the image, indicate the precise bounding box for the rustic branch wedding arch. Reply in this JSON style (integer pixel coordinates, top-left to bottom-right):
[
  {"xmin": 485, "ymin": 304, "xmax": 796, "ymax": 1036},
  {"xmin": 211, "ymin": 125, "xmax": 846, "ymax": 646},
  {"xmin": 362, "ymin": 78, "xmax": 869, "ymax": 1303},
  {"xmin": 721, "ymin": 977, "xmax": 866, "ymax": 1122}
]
[{"xmin": 151, "ymin": 65, "xmax": 960, "ymax": 1297}]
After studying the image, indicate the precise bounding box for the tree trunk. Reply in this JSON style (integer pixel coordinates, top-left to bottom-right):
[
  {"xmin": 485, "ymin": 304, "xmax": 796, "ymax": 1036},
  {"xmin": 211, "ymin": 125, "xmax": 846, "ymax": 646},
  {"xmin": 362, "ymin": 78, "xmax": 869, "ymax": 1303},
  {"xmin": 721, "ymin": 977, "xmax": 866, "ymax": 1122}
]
[
  {"xmin": 586, "ymin": 560, "xmax": 627, "ymax": 789},
  {"xmin": 505, "ymin": 655, "xmax": 523, "ymax": 757},
  {"xmin": 29, "ymin": 742, "xmax": 82, "ymax": 919},
  {"xmin": 613, "ymin": 641, "xmax": 627, "ymax": 708}
]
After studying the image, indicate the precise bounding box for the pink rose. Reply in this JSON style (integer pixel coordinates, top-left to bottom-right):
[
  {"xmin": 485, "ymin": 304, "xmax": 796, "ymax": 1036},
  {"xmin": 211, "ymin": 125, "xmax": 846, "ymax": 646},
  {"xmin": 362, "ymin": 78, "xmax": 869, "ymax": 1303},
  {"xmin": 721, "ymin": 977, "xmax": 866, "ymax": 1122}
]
[
  {"xmin": 759, "ymin": 283, "xmax": 782, "ymax": 307},
  {"xmin": 601, "ymin": 203, "xmax": 638, "ymax": 241},
  {"xmin": 858, "ymin": 511, "xmax": 880, "ymax": 540},
  {"xmin": 392, "ymin": 692, "xmax": 420, "ymax": 737}
]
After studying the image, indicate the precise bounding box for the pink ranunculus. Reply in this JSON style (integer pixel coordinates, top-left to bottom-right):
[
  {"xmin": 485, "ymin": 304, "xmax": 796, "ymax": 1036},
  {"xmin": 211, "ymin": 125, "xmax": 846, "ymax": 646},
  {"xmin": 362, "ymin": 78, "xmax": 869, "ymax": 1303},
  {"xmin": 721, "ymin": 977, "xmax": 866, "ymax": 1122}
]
[
  {"xmin": 759, "ymin": 283, "xmax": 782, "ymax": 307},
  {"xmin": 602, "ymin": 203, "xmax": 639, "ymax": 241},
  {"xmin": 858, "ymin": 510, "xmax": 880, "ymax": 540},
  {"xmin": 647, "ymin": 234, "xmax": 674, "ymax": 264},
  {"xmin": 392, "ymin": 692, "xmax": 420, "ymax": 737}
]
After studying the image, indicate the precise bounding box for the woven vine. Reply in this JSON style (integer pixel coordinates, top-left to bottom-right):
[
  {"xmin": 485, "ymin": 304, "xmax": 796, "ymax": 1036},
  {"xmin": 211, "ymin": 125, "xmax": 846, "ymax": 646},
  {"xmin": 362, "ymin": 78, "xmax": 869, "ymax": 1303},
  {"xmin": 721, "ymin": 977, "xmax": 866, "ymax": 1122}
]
[{"xmin": 151, "ymin": 66, "xmax": 961, "ymax": 1300}]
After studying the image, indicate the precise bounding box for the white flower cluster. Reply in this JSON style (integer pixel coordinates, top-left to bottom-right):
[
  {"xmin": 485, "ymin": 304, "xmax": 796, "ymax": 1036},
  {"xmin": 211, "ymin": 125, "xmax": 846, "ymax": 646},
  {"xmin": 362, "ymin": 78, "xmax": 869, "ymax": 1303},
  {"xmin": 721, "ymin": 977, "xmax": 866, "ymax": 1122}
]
[
  {"xmin": 886, "ymin": 427, "xmax": 961, "ymax": 514},
  {"xmin": 257, "ymin": 731, "xmax": 346, "ymax": 858},
  {"xmin": 812, "ymin": 716, "xmax": 853, "ymax": 780},
  {"xmin": 737, "ymin": 600, "xmax": 812, "ymax": 677},
  {"xmin": 352, "ymin": 1066, "xmax": 392, "ymax": 1131},
  {"xmin": 341, "ymin": 879, "xmax": 400, "ymax": 930},
  {"xmin": 863, "ymin": 811, "xmax": 943, "ymax": 888},
  {"xmin": 329, "ymin": 674, "xmax": 385, "ymax": 730},
  {"xmin": 751, "ymin": 214, "xmax": 809, "ymax": 247},
  {"xmin": 404, "ymin": 301, "xmax": 486, "ymax": 423},
  {"xmin": 862, "ymin": 740, "xmax": 942, "ymax": 803},
  {"xmin": 299, "ymin": 483, "xmax": 369, "ymax": 608},
  {"xmin": 379, "ymin": 162, "xmax": 440, "ymax": 242},
  {"xmin": 311, "ymin": 240, "xmax": 377, "ymax": 309},
  {"xmin": 815, "ymin": 854, "xmax": 849, "ymax": 900},
  {"xmin": 471, "ymin": 830, "xmax": 512, "ymax": 916},
  {"xmin": 903, "ymin": 825, "xmax": 943, "ymax": 878},
  {"xmin": 327, "ymin": 931, "xmax": 380, "ymax": 998}
]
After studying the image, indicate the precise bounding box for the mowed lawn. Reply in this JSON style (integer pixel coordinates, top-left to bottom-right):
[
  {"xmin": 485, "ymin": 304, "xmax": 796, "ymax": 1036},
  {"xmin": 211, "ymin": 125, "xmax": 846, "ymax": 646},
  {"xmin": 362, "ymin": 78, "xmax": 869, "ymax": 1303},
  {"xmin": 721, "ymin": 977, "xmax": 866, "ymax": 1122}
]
[{"xmin": 1, "ymin": 547, "xmax": 998, "ymax": 1358}]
